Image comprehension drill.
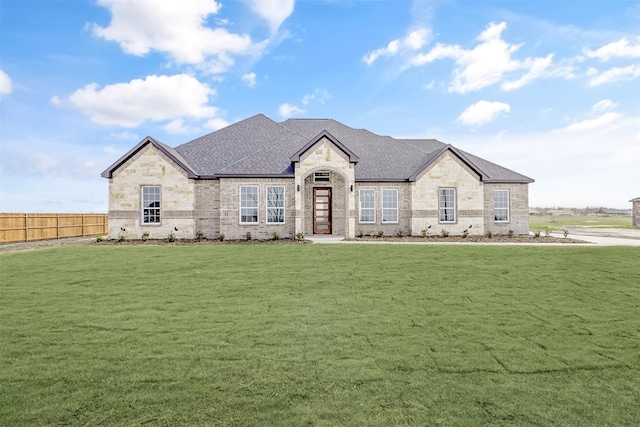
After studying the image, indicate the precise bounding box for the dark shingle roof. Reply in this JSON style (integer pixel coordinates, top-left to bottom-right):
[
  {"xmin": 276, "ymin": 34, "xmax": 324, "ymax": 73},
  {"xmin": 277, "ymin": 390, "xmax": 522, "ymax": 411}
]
[{"xmin": 103, "ymin": 114, "xmax": 533, "ymax": 183}]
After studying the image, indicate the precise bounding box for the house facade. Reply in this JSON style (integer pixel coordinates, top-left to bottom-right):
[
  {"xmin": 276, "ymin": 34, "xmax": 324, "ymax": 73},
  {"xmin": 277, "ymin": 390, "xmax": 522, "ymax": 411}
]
[
  {"xmin": 631, "ymin": 197, "xmax": 640, "ymax": 227},
  {"xmin": 102, "ymin": 114, "xmax": 534, "ymax": 240}
]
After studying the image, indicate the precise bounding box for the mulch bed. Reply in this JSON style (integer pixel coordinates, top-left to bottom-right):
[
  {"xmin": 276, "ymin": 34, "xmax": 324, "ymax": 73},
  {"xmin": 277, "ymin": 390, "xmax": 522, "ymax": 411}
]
[{"xmin": 348, "ymin": 235, "xmax": 588, "ymax": 244}]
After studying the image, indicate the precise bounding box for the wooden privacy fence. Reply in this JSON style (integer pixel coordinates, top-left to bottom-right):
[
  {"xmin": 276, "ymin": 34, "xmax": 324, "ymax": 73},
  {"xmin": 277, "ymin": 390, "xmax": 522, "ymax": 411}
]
[{"xmin": 0, "ymin": 213, "xmax": 108, "ymax": 244}]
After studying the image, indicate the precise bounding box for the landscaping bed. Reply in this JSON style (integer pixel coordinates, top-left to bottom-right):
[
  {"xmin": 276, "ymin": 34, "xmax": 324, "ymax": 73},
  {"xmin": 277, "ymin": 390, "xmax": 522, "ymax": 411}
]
[{"xmin": 349, "ymin": 234, "xmax": 588, "ymax": 244}]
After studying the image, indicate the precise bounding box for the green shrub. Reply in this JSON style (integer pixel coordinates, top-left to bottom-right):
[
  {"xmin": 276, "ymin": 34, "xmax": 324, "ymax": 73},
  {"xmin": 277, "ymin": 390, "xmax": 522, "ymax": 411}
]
[
  {"xmin": 441, "ymin": 229, "xmax": 449, "ymax": 238},
  {"xmin": 296, "ymin": 232, "xmax": 304, "ymax": 240},
  {"xmin": 534, "ymin": 230, "xmax": 541, "ymax": 238},
  {"xmin": 397, "ymin": 229, "xmax": 405, "ymax": 237},
  {"xmin": 141, "ymin": 231, "xmax": 150, "ymax": 241},
  {"xmin": 485, "ymin": 230, "xmax": 493, "ymax": 238},
  {"xmin": 357, "ymin": 228, "xmax": 364, "ymax": 238},
  {"xmin": 167, "ymin": 232, "xmax": 177, "ymax": 242},
  {"xmin": 377, "ymin": 230, "xmax": 384, "ymax": 238},
  {"xmin": 462, "ymin": 229, "xmax": 469, "ymax": 238},
  {"xmin": 219, "ymin": 233, "xmax": 225, "ymax": 242},
  {"xmin": 508, "ymin": 230, "xmax": 514, "ymax": 238},
  {"xmin": 272, "ymin": 232, "xmax": 280, "ymax": 241},
  {"xmin": 246, "ymin": 232, "xmax": 252, "ymax": 241},
  {"xmin": 196, "ymin": 230, "xmax": 205, "ymax": 240}
]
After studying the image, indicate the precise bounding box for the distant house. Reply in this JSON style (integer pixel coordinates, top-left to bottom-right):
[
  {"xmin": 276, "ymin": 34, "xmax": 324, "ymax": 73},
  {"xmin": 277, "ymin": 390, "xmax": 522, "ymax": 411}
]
[
  {"xmin": 547, "ymin": 209, "xmax": 574, "ymax": 216},
  {"xmin": 102, "ymin": 114, "xmax": 534, "ymax": 240},
  {"xmin": 631, "ymin": 197, "xmax": 640, "ymax": 227},
  {"xmin": 595, "ymin": 208, "xmax": 632, "ymax": 216}
]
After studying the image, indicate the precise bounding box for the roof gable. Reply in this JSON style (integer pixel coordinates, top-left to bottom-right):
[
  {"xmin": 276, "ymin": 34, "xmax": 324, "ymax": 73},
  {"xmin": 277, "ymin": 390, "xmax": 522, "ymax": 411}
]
[
  {"xmin": 290, "ymin": 130, "xmax": 359, "ymax": 163},
  {"xmin": 101, "ymin": 136, "xmax": 197, "ymax": 179}
]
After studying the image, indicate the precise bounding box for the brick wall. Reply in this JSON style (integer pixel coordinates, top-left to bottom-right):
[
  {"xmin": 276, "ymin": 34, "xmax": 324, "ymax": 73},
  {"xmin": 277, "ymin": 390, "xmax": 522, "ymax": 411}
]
[
  {"xmin": 353, "ymin": 182, "xmax": 412, "ymax": 236},
  {"xmin": 218, "ymin": 177, "xmax": 296, "ymax": 240},
  {"xmin": 483, "ymin": 183, "xmax": 530, "ymax": 235}
]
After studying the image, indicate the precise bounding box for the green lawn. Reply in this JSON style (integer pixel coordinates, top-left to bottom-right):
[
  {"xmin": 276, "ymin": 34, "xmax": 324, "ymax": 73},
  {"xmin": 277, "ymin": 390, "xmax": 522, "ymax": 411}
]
[
  {"xmin": 1, "ymin": 244, "xmax": 639, "ymax": 426},
  {"xmin": 529, "ymin": 214, "xmax": 636, "ymax": 231}
]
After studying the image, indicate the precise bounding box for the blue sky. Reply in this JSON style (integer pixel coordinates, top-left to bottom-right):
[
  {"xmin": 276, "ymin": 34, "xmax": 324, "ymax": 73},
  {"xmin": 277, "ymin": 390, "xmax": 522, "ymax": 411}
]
[{"xmin": 1, "ymin": 0, "xmax": 639, "ymax": 212}]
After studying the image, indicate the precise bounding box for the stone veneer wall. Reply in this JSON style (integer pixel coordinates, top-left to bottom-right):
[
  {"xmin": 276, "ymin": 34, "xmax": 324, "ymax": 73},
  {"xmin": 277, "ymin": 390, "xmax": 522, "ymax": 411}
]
[
  {"xmin": 303, "ymin": 172, "xmax": 348, "ymax": 237},
  {"xmin": 218, "ymin": 177, "xmax": 296, "ymax": 240},
  {"xmin": 410, "ymin": 152, "xmax": 485, "ymax": 236},
  {"xmin": 632, "ymin": 199, "xmax": 640, "ymax": 227},
  {"xmin": 354, "ymin": 182, "xmax": 412, "ymax": 236},
  {"xmin": 483, "ymin": 183, "xmax": 530, "ymax": 235},
  {"xmin": 107, "ymin": 145, "xmax": 196, "ymax": 239}
]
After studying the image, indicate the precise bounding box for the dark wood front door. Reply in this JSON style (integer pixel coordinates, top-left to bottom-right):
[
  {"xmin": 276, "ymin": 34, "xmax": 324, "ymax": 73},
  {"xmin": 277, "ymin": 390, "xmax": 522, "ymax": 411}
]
[{"xmin": 313, "ymin": 188, "xmax": 331, "ymax": 234}]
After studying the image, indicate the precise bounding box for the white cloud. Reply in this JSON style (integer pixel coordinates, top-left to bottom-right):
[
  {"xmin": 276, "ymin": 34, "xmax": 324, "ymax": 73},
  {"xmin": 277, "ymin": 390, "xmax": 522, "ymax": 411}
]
[
  {"xmin": 588, "ymin": 64, "xmax": 640, "ymax": 86},
  {"xmin": 410, "ymin": 21, "xmax": 553, "ymax": 93},
  {"xmin": 561, "ymin": 111, "xmax": 622, "ymax": 132},
  {"xmin": 242, "ymin": 72, "xmax": 257, "ymax": 87},
  {"xmin": 246, "ymin": 0, "xmax": 295, "ymax": 33},
  {"xmin": 91, "ymin": 0, "xmax": 264, "ymax": 73},
  {"xmin": 0, "ymin": 69, "xmax": 12, "ymax": 95},
  {"xmin": 110, "ymin": 131, "xmax": 140, "ymax": 141},
  {"xmin": 364, "ymin": 28, "xmax": 430, "ymax": 65},
  {"xmin": 457, "ymin": 101, "xmax": 510, "ymax": 127},
  {"xmin": 204, "ymin": 117, "xmax": 230, "ymax": 131},
  {"xmin": 584, "ymin": 37, "xmax": 640, "ymax": 61},
  {"xmin": 163, "ymin": 118, "xmax": 191, "ymax": 135},
  {"xmin": 302, "ymin": 88, "xmax": 331, "ymax": 105},
  {"xmin": 58, "ymin": 74, "xmax": 221, "ymax": 128},
  {"xmin": 592, "ymin": 99, "xmax": 616, "ymax": 111},
  {"xmin": 103, "ymin": 145, "xmax": 122, "ymax": 154},
  {"xmin": 278, "ymin": 103, "xmax": 305, "ymax": 118}
]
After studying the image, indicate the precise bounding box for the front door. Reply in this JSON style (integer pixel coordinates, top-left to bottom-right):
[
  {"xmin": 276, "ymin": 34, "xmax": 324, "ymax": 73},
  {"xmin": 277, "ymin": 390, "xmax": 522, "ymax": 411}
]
[{"xmin": 313, "ymin": 188, "xmax": 332, "ymax": 234}]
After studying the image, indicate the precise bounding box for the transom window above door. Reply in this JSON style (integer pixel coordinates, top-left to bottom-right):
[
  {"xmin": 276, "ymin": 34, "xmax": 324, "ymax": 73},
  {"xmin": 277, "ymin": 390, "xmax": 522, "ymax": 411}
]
[{"xmin": 314, "ymin": 171, "xmax": 330, "ymax": 183}]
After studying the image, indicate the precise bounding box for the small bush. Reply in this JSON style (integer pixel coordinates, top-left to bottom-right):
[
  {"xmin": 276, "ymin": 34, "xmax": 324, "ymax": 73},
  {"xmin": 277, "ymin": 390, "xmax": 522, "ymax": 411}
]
[
  {"xmin": 96, "ymin": 235, "xmax": 104, "ymax": 243},
  {"xmin": 441, "ymin": 229, "xmax": 449, "ymax": 238},
  {"xmin": 534, "ymin": 230, "xmax": 541, "ymax": 238},
  {"xmin": 195, "ymin": 230, "xmax": 205, "ymax": 240},
  {"xmin": 485, "ymin": 230, "xmax": 493, "ymax": 238},
  {"xmin": 357, "ymin": 228, "xmax": 364, "ymax": 238},
  {"xmin": 246, "ymin": 232, "xmax": 252, "ymax": 241},
  {"xmin": 167, "ymin": 232, "xmax": 177, "ymax": 242},
  {"xmin": 377, "ymin": 230, "xmax": 384, "ymax": 238},
  {"xmin": 397, "ymin": 229, "xmax": 405, "ymax": 237},
  {"xmin": 421, "ymin": 229, "xmax": 427, "ymax": 237},
  {"xmin": 219, "ymin": 233, "xmax": 225, "ymax": 242},
  {"xmin": 117, "ymin": 233, "xmax": 126, "ymax": 243},
  {"xmin": 462, "ymin": 229, "xmax": 469, "ymax": 238},
  {"xmin": 563, "ymin": 229, "xmax": 569, "ymax": 238},
  {"xmin": 141, "ymin": 231, "xmax": 150, "ymax": 241},
  {"xmin": 508, "ymin": 230, "xmax": 514, "ymax": 238},
  {"xmin": 272, "ymin": 232, "xmax": 280, "ymax": 241},
  {"xmin": 296, "ymin": 232, "xmax": 304, "ymax": 240}
]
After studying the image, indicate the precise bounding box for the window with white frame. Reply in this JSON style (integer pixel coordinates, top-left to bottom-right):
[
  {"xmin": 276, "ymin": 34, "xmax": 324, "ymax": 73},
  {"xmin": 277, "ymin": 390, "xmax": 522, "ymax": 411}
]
[
  {"xmin": 266, "ymin": 186, "xmax": 285, "ymax": 223},
  {"xmin": 439, "ymin": 188, "xmax": 456, "ymax": 222},
  {"xmin": 141, "ymin": 186, "xmax": 161, "ymax": 224},
  {"xmin": 240, "ymin": 186, "xmax": 259, "ymax": 224},
  {"xmin": 494, "ymin": 189, "xmax": 510, "ymax": 222},
  {"xmin": 359, "ymin": 189, "xmax": 375, "ymax": 223},
  {"xmin": 382, "ymin": 189, "xmax": 398, "ymax": 223},
  {"xmin": 314, "ymin": 171, "xmax": 330, "ymax": 182}
]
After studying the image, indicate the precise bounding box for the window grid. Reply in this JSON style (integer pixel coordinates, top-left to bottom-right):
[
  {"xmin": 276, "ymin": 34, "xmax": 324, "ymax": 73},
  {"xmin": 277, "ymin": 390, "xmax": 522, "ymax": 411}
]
[
  {"xmin": 439, "ymin": 188, "xmax": 456, "ymax": 223},
  {"xmin": 142, "ymin": 186, "xmax": 161, "ymax": 224},
  {"xmin": 266, "ymin": 186, "xmax": 285, "ymax": 224},
  {"xmin": 382, "ymin": 189, "xmax": 398, "ymax": 223},
  {"xmin": 359, "ymin": 189, "xmax": 375, "ymax": 223},
  {"xmin": 240, "ymin": 186, "xmax": 259, "ymax": 224},
  {"xmin": 314, "ymin": 171, "xmax": 330, "ymax": 183},
  {"xmin": 494, "ymin": 189, "xmax": 510, "ymax": 222}
]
